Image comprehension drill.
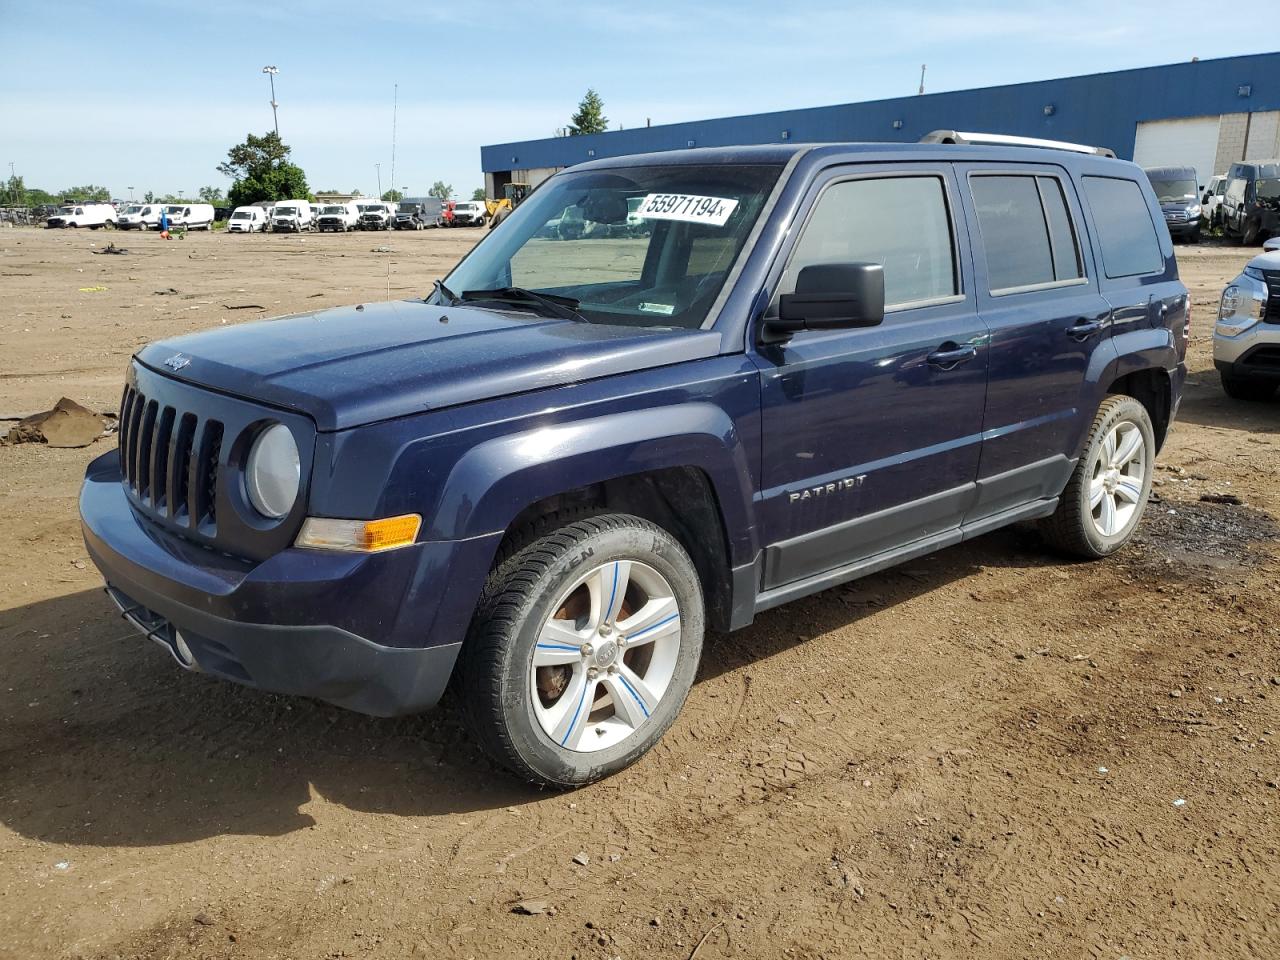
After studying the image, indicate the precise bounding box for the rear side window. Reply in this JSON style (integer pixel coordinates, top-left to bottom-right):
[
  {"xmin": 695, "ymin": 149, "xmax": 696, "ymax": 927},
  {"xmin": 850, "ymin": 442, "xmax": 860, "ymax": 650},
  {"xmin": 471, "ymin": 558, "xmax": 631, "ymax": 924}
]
[
  {"xmin": 782, "ymin": 175, "xmax": 957, "ymax": 309},
  {"xmin": 1082, "ymin": 176, "xmax": 1163, "ymax": 278},
  {"xmin": 969, "ymin": 175, "xmax": 1083, "ymax": 293}
]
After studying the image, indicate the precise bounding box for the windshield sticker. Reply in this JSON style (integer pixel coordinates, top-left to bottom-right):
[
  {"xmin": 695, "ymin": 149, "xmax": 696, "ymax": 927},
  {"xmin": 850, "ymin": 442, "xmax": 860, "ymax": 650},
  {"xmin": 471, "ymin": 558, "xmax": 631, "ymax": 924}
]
[
  {"xmin": 636, "ymin": 193, "xmax": 739, "ymax": 226},
  {"xmin": 638, "ymin": 302, "xmax": 675, "ymax": 315}
]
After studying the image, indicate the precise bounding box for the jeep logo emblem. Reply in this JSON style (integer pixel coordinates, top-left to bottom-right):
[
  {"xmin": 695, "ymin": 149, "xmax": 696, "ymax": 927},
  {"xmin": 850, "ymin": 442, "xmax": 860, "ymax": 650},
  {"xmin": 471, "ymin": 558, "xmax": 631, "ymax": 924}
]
[{"xmin": 163, "ymin": 353, "xmax": 191, "ymax": 371}]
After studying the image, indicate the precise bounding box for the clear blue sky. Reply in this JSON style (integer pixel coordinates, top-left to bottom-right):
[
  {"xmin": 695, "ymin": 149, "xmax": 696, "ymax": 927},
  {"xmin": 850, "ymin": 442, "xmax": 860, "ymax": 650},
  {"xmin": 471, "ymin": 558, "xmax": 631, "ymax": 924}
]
[{"xmin": 1, "ymin": 1, "xmax": 1271, "ymax": 200}]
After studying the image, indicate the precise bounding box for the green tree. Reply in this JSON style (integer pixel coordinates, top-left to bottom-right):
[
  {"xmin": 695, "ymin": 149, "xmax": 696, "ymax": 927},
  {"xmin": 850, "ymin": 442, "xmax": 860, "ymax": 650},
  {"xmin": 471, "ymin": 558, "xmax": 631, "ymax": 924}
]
[
  {"xmin": 198, "ymin": 185, "xmax": 224, "ymax": 203},
  {"xmin": 349, "ymin": 188, "xmax": 362, "ymax": 197},
  {"xmin": 4, "ymin": 174, "xmax": 24, "ymax": 206},
  {"xmin": 217, "ymin": 131, "xmax": 310, "ymax": 207},
  {"xmin": 59, "ymin": 184, "xmax": 111, "ymax": 202},
  {"xmin": 471, "ymin": 187, "xmax": 486, "ymax": 201},
  {"xmin": 428, "ymin": 180, "xmax": 453, "ymax": 199},
  {"xmin": 25, "ymin": 187, "xmax": 58, "ymax": 206},
  {"xmin": 380, "ymin": 189, "xmax": 403, "ymax": 202},
  {"xmin": 568, "ymin": 88, "xmax": 608, "ymax": 136},
  {"xmin": 143, "ymin": 190, "xmax": 155, "ymax": 203}
]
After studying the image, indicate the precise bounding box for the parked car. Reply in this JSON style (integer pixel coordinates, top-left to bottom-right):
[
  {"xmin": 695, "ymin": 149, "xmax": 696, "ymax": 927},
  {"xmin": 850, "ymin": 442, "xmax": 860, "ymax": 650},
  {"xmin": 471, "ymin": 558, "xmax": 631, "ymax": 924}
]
[
  {"xmin": 316, "ymin": 203, "xmax": 360, "ymax": 232},
  {"xmin": 46, "ymin": 202, "xmax": 117, "ymax": 229},
  {"xmin": 117, "ymin": 203, "xmax": 164, "ymax": 231},
  {"xmin": 164, "ymin": 203, "xmax": 216, "ymax": 231},
  {"xmin": 394, "ymin": 199, "xmax": 444, "ymax": 230},
  {"xmin": 357, "ymin": 202, "xmax": 395, "ymax": 230},
  {"xmin": 1202, "ymin": 174, "xmax": 1227, "ymax": 228},
  {"xmin": 1142, "ymin": 166, "xmax": 1202, "ymax": 243},
  {"xmin": 1264, "ymin": 236, "xmax": 1280, "ymax": 253},
  {"xmin": 80, "ymin": 133, "xmax": 1186, "ymax": 787},
  {"xmin": 450, "ymin": 200, "xmax": 487, "ymax": 227},
  {"xmin": 1221, "ymin": 160, "xmax": 1280, "ymax": 246},
  {"xmin": 1214, "ymin": 248, "xmax": 1280, "ymax": 400},
  {"xmin": 271, "ymin": 201, "xmax": 314, "ymax": 233},
  {"xmin": 227, "ymin": 206, "xmax": 269, "ymax": 233}
]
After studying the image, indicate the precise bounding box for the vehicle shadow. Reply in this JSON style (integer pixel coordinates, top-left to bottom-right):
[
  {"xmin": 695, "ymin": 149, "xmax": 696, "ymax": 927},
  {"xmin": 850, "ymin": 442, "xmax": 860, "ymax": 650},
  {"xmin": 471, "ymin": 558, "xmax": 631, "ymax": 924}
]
[
  {"xmin": 0, "ymin": 525, "xmax": 1057, "ymax": 848},
  {"xmin": 1172, "ymin": 373, "xmax": 1280, "ymax": 436}
]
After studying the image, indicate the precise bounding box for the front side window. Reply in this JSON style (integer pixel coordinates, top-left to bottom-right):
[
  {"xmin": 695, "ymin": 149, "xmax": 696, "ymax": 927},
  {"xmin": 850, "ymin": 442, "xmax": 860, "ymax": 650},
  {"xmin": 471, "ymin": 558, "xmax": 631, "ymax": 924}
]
[
  {"xmin": 441, "ymin": 163, "xmax": 783, "ymax": 329},
  {"xmin": 1257, "ymin": 178, "xmax": 1280, "ymax": 201},
  {"xmin": 970, "ymin": 174, "xmax": 1083, "ymax": 292},
  {"xmin": 780, "ymin": 175, "xmax": 957, "ymax": 309},
  {"xmin": 1082, "ymin": 176, "xmax": 1163, "ymax": 279}
]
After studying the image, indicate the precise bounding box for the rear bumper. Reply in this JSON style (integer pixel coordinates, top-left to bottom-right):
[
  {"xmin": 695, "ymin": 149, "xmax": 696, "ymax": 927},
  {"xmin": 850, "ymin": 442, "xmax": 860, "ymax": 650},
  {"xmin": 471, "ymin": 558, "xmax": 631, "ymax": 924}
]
[{"xmin": 80, "ymin": 450, "xmax": 467, "ymax": 716}]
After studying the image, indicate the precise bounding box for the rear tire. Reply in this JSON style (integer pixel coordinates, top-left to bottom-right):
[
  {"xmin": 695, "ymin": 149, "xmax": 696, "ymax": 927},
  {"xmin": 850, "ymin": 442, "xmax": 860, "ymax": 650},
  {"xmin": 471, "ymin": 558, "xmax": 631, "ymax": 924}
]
[
  {"xmin": 1040, "ymin": 394, "xmax": 1155, "ymax": 559},
  {"xmin": 1221, "ymin": 372, "xmax": 1277, "ymax": 402},
  {"xmin": 455, "ymin": 514, "xmax": 704, "ymax": 788}
]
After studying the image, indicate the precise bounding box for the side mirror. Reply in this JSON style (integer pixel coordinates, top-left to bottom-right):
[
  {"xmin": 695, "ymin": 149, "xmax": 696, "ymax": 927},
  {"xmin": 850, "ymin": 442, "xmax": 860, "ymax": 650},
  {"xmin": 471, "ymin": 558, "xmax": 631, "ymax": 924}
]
[{"xmin": 769, "ymin": 262, "xmax": 885, "ymax": 335}]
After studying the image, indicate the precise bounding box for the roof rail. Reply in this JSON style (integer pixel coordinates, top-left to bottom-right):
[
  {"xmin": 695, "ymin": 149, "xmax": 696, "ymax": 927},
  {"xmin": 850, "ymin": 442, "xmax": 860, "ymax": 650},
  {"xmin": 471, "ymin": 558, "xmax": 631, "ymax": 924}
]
[{"xmin": 919, "ymin": 130, "xmax": 1117, "ymax": 159}]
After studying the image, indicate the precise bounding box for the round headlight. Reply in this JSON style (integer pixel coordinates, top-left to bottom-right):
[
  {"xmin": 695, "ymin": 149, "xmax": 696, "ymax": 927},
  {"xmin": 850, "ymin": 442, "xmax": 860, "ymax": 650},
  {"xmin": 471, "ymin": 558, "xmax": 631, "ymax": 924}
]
[{"xmin": 245, "ymin": 423, "xmax": 299, "ymax": 519}]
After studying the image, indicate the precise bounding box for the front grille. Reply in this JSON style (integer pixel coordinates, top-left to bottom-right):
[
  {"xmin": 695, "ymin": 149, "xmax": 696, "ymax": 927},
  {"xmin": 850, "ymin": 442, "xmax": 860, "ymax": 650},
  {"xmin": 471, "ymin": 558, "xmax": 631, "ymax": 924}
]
[
  {"xmin": 118, "ymin": 384, "xmax": 223, "ymax": 533},
  {"xmin": 1164, "ymin": 211, "xmax": 1188, "ymax": 223},
  {"xmin": 1263, "ymin": 269, "xmax": 1280, "ymax": 323}
]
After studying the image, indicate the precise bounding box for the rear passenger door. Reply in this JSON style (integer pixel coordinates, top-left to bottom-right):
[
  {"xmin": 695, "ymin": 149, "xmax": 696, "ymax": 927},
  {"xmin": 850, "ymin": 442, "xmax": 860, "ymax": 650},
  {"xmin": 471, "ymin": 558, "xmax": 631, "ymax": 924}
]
[
  {"xmin": 955, "ymin": 164, "xmax": 1113, "ymax": 520},
  {"xmin": 753, "ymin": 165, "xmax": 989, "ymax": 590}
]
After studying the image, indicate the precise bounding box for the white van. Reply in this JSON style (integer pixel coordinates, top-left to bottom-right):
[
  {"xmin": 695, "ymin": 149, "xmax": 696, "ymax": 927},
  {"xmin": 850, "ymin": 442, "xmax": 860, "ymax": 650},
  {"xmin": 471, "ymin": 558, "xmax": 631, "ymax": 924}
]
[
  {"xmin": 271, "ymin": 200, "xmax": 314, "ymax": 233},
  {"xmin": 162, "ymin": 203, "xmax": 215, "ymax": 231},
  {"xmin": 117, "ymin": 203, "xmax": 164, "ymax": 230},
  {"xmin": 46, "ymin": 202, "xmax": 117, "ymax": 229},
  {"xmin": 357, "ymin": 202, "xmax": 396, "ymax": 230},
  {"xmin": 227, "ymin": 206, "xmax": 269, "ymax": 233},
  {"xmin": 316, "ymin": 202, "xmax": 360, "ymax": 232}
]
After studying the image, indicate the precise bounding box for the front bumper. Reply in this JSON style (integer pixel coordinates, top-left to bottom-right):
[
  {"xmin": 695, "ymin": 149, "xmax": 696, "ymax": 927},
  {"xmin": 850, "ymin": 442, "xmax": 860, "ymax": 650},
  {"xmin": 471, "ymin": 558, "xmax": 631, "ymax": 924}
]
[
  {"xmin": 80, "ymin": 451, "xmax": 464, "ymax": 716},
  {"xmin": 1165, "ymin": 216, "xmax": 1201, "ymax": 237}
]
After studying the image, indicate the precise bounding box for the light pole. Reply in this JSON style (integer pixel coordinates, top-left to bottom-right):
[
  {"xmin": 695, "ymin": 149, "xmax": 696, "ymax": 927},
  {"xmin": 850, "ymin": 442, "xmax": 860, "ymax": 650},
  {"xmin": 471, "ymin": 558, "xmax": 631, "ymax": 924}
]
[
  {"xmin": 375, "ymin": 163, "xmax": 382, "ymax": 200},
  {"xmin": 128, "ymin": 186, "xmax": 134, "ymax": 201},
  {"xmin": 262, "ymin": 66, "xmax": 280, "ymax": 137}
]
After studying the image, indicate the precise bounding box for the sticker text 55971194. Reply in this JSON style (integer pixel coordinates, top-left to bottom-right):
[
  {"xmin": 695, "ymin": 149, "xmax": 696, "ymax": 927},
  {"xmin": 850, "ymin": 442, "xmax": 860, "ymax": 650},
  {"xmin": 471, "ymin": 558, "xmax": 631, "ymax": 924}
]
[{"xmin": 636, "ymin": 193, "xmax": 739, "ymax": 227}]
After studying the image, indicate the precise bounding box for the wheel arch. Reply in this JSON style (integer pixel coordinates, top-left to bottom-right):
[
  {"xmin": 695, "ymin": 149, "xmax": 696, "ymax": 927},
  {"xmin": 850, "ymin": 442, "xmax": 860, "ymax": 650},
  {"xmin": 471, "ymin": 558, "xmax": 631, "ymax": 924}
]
[{"xmin": 1104, "ymin": 366, "xmax": 1172, "ymax": 452}]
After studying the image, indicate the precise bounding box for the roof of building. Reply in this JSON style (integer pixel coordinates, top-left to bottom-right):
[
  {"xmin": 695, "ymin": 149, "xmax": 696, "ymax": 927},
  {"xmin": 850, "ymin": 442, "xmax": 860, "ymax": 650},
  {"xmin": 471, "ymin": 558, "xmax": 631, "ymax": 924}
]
[{"xmin": 482, "ymin": 52, "xmax": 1280, "ymax": 174}]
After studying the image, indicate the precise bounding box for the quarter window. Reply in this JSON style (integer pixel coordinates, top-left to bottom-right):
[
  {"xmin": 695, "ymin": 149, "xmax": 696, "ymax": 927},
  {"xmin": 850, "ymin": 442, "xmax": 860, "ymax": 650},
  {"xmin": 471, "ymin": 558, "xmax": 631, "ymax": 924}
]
[
  {"xmin": 970, "ymin": 174, "xmax": 1082, "ymax": 293},
  {"xmin": 781, "ymin": 175, "xmax": 957, "ymax": 309},
  {"xmin": 1082, "ymin": 176, "xmax": 1163, "ymax": 279}
]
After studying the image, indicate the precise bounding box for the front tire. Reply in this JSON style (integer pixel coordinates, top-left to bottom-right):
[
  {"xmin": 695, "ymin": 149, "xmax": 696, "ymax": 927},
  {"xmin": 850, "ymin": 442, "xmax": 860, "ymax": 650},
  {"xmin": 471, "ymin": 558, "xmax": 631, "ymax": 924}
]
[
  {"xmin": 456, "ymin": 514, "xmax": 704, "ymax": 788},
  {"xmin": 1040, "ymin": 394, "xmax": 1155, "ymax": 559}
]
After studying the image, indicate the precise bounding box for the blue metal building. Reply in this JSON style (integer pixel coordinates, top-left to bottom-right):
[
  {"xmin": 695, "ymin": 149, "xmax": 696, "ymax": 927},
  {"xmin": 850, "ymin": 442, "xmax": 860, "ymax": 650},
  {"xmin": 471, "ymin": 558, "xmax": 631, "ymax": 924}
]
[{"xmin": 481, "ymin": 52, "xmax": 1280, "ymax": 195}]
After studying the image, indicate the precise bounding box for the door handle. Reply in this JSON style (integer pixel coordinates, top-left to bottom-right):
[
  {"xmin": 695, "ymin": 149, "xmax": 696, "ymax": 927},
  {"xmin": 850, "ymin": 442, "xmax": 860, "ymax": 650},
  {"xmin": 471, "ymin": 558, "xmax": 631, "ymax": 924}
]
[
  {"xmin": 1067, "ymin": 318, "xmax": 1103, "ymax": 340},
  {"xmin": 926, "ymin": 343, "xmax": 978, "ymax": 368}
]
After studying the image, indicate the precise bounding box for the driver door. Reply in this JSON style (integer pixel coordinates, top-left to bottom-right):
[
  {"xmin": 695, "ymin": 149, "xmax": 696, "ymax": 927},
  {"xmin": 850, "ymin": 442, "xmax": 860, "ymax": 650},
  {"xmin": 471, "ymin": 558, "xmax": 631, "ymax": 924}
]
[{"xmin": 751, "ymin": 165, "xmax": 989, "ymax": 591}]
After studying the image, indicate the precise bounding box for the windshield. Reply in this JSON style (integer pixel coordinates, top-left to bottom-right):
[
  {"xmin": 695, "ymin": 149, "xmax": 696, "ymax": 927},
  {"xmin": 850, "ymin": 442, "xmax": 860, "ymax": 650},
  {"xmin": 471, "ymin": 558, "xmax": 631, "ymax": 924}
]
[
  {"xmin": 358, "ymin": 204, "xmax": 382, "ymax": 213},
  {"xmin": 231, "ymin": 211, "xmax": 252, "ymax": 219},
  {"xmin": 438, "ymin": 164, "xmax": 783, "ymax": 329},
  {"xmin": 276, "ymin": 205, "xmax": 297, "ymax": 216},
  {"xmin": 56, "ymin": 206, "xmax": 74, "ymax": 215},
  {"xmin": 397, "ymin": 203, "xmax": 417, "ymax": 213},
  {"xmin": 122, "ymin": 205, "xmax": 142, "ymax": 215},
  {"xmin": 1258, "ymin": 178, "xmax": 1280, "ymax": 201},
  {"xmin": 1148, "ymin": 178, "xmax": 1197, "ymax": 203},
  {"xmin": 319, "ymin": 206, "xmax": 343, "ymax": 215}
]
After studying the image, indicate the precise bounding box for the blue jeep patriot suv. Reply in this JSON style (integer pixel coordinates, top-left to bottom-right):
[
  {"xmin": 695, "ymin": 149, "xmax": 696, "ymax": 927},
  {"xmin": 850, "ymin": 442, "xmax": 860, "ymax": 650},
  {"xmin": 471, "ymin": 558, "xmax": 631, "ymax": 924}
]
[{"xmin": 81, "ymin": 132, "xmax": 1188, "ymax": 786}]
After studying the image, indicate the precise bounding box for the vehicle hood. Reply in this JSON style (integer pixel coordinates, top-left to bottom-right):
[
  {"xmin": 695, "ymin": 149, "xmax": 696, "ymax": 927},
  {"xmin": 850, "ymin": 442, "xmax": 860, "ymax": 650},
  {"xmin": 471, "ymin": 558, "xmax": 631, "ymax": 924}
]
[
  {"xmin": 1159, "ymin": 199, "xmax": 1199, "ymax": 213},
  {"xmin": 135, "ymin": 299, "xmax": 722, "ymax": 431},
  {"xmin": 1247, "ymin": 250, "xmax": 1280, "ymax": 271}
]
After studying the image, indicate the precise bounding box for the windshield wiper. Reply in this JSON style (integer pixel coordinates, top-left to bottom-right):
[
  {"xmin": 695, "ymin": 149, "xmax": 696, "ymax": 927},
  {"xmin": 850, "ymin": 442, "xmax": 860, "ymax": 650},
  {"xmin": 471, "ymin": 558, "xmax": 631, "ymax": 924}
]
[
  {"xmin": 460, "ymin": 286, "xmax": 587, "ymax": 322},
  {"xmin": 432, "ymin": 278, "xmax": 459, "ymax": 305}
]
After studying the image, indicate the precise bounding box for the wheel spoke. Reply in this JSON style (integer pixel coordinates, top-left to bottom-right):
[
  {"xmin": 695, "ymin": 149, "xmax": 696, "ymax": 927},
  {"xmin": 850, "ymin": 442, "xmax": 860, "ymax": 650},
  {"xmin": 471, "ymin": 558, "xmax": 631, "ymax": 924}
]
[
  {"xmin": 546, "ymin": 669, "xmax": 595, "ymax": 749},
  {"xmin": 1114, "ymin": 477, "xmax": 1143, "ymax": 505},
  {"xmin": 1089, "ymin": 477, "xmax": 1107, "ymax": 509},
  {"xmin": 1099, "ymin": 491, "xmax": 1117, "ymax": 536},
  {"xmin": 534, "ymin": 619, "xmax": 585, "ymax": 666},
  {"xmin": 604, "ymin": 665, "xmax": 660, "ymax": 729},
  {"xmin": 617, "ymin": 596, "xmax": 679, "ymax": 647},
  {"xmin": 1112, "ymin": 426, "xmax": 1142, "ymax": 468},
  {"xmin": 1100, "ymin": 430, "xmax": 1117, "ymax": 466}
]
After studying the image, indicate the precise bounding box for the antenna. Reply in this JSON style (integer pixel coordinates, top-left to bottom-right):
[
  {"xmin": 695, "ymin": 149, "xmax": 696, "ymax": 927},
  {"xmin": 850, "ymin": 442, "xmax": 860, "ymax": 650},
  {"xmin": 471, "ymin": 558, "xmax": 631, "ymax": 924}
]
[{"xmin": 918, "ymin": 64, "xmax": 926, "ymax": 96}]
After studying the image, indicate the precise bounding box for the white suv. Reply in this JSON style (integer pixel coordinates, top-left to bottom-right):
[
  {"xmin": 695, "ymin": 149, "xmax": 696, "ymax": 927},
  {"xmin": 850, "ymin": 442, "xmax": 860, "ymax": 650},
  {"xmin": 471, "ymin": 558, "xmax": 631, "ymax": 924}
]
[{"xmin": 1215, "ymin": 249, "xmax": 1280, "ymax": 400}]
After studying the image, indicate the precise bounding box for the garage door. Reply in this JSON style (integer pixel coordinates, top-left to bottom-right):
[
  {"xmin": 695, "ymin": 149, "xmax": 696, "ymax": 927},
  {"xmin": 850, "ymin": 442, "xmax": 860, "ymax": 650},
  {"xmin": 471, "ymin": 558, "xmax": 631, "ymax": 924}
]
[{"xmin": 1133, "ymin": 116, "xmax": 1221, "ymax": 189}]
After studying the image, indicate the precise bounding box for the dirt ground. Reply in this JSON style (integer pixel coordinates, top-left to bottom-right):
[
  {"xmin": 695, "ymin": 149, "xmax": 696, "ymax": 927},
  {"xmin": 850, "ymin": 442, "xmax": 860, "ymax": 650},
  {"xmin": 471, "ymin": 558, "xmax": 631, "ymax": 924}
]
[{"xmin": 1, "ymin": 226, "xmax": 1278, "ymax": 960}]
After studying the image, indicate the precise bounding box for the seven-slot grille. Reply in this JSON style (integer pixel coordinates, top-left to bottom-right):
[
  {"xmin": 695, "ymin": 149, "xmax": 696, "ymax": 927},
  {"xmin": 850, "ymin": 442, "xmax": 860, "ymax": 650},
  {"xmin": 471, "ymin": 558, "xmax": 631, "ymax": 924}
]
[
  {"xmin": 118, "ymin": 384, "xmax": 222, "ymax": 532},
  {"xmin": 1263, "ymin": 269, "xmax": 1280, "ymax": 323}
]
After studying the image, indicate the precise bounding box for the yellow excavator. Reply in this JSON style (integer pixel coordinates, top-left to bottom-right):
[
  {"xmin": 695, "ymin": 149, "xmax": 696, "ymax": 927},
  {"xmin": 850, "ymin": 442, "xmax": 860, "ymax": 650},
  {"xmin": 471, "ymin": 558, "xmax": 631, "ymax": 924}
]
[{"xmin": 484, "ymin": 181, "xmax": 530, "ymax": 229}]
